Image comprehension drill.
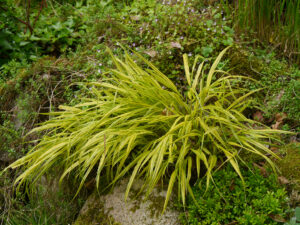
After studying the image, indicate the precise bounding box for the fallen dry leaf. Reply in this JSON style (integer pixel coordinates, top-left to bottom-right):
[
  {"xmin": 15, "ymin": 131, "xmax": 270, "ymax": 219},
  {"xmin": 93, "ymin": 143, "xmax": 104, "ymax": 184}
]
[
  {"xmin": 275, "ymin": 112, "xmax": 287, "ymax": 122},
  {"xmin": 253, "ymin": 162, "xmax": 268, "ymax": 177},
  {"xmin": 226, "ymin": 221, "xmax": 238, "ymax": 225},
  {"xmin": 170, "ymin": 42, "xmax": 182, "ymax": 49},
  {"xmin": 271, "ymin": 121, "xmax": 281, "ymax": 129},
  {"xmin": 272, "ymin": 112, "xmax": 287, "ymax": 129},
  {"xmin": 253, "ymin": 111, "xmax": 264, "ymax": 122},
  {"xmin": 144, "ymin": 50, "xmax": 157, "ymax": 58},
  {"xmin": 130, "ymin": 15, "xmax": 141, "ymax": 21},
  {"xmin": 276, "ymin": 90, "xmax": 285, "ymax": 101},
  {"xmin": 270, "ymin": 146, "xmax": 280, "ymax": 155},
  {"xmin": 269, "ymin": 214, "xmax": 286, "ymax": 223},
  {"xmin": 229, "ymin": 180, "xmax": 235, "ymax": 191},
  {"xmin": 270, "ymin": 146, "xmax": 279, "ymax": 151},
  {"xmin": 278, "ymin": 176, "xmax": 289, "ymax": 185}
]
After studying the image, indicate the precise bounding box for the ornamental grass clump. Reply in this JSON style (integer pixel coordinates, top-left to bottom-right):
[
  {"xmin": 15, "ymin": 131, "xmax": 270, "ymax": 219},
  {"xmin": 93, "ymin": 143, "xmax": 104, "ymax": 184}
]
[{"xmin": 7, "ymin": 47, "xmax": 285, "ymax": 211}]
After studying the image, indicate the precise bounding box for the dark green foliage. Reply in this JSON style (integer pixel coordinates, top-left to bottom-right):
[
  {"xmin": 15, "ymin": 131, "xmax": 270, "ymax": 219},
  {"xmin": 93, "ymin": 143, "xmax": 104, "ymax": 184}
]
[
  {"xmin": 0, "ymin": 2, "xmax": 31, "ymax": 65},
  {"xmin": 179, "ymin": 165, "xmax": 290, "ymax": 225},
  {"xmin": 0, "ymin": 0, "xmax": 87, "ymax": 67}
]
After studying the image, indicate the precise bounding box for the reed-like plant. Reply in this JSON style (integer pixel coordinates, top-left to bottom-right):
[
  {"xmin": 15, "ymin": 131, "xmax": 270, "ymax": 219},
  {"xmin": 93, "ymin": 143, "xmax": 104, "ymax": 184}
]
[
  {"xmin": 232, "ymin": 0, "xmax": 300, "ymax": 63},
  {"xmin": 7, "ymin": 48, "xmax": 285, "ymax": 211}
]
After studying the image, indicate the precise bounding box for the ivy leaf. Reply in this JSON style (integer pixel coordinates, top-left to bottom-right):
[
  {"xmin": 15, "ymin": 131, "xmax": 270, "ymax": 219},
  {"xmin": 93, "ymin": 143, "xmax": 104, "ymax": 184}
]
[
  {"xmin": 206, "ymin": 20, "xmax": 213, "ymax": 27},
  {"xmin": 201, "ymin": 46, "xmax": 213, "ymax": 57},
  {"xmin": 52, "ymin": 22, "xmax": 63, "ymax": 31},
  {"xmin": 222, "ymin": 37, "xmax": 233, "ymax": 46}
]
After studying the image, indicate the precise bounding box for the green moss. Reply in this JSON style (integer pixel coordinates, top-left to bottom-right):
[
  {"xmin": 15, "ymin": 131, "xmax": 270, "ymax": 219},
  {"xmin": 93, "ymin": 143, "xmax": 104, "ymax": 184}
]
[
  {"xmin": 277, "ymin": 143, "xmax": 300, "ymax": 189},
  {"xmin": 148, "ymin": 194, "xmax": 166, "ymax": 218},
  {"xmin": 74, "ymin": 204, "xmax": 120, "ymax": 225},
  {"xmin": 73, "ymin": 192, "xmax": 120, "ymax": 225}
]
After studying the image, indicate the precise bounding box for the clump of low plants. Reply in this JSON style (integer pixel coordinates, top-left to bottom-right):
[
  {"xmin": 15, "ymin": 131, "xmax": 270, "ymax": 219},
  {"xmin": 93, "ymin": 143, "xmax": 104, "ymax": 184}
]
[
  {"xmin": 105, "ymin": 0, "xmax": 235, "ymax": 78},
  {"xmin": 7, "ymin": 48, "xmax": 288, "ymax": 212},
  {"xmin": 178, "ymin": 165, "xmax": 291, "ymax": 225}
]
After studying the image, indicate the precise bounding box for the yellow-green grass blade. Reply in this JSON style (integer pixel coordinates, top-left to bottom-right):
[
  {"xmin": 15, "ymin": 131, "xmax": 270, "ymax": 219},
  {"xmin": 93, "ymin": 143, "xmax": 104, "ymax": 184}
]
[{"xmin": 206, "ymin": 46, "xmax": 230, "ymax": 88}]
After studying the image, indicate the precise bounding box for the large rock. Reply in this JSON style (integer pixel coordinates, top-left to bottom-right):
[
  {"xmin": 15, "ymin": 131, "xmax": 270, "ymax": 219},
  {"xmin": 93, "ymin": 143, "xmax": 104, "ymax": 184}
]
[{"xmin": 74, "ymin": 179, "xmax": 180, "ymax": 225}]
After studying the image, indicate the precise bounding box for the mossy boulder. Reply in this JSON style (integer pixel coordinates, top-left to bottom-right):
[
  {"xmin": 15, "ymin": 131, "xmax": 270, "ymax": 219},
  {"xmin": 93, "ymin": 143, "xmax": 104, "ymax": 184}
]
[{"xmin": 74, "ymin": 179, "xmax": 180, "ymax": 225}]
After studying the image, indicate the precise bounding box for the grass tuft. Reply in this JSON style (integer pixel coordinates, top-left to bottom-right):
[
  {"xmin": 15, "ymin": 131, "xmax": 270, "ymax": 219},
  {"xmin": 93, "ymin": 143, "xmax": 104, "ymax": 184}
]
[{"xmin": 7, "ymin": 48, "xmax": 289, "ymax": 211}]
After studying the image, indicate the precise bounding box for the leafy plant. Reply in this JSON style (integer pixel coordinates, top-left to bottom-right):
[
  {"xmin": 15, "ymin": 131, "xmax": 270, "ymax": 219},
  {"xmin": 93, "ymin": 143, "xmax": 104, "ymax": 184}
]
[
  {"xmin": 0, "ymin": 0, "xmax": 87, "ymax": 68},
  {"xmin": 178, "ymin": 165, "xmax": 290, "ymax": 225},
  {"xmin": 30, "ymin": 11, "xmax": 86, "ymax": 54},
  {"xmin": 285, "ymin": 207, "xmax": 300, "ymax": 225},
  {"xmin": 7, "ymin": 47, "xmax": 287, "ymax": 212}
]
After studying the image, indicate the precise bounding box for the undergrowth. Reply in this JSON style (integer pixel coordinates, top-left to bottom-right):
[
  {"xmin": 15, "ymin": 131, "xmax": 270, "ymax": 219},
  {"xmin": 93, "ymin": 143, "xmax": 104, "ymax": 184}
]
[{"xmin": 178, "ymin": 165, "xmax": 291, "ymax": 225}]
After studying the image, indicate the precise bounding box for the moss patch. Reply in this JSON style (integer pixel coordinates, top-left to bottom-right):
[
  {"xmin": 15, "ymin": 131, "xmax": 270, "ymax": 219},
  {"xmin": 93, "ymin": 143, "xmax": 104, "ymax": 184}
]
[
  {"xmin": 73, "ymin": 191, "xmax": 120, "ymax": 225},
  {"xmin": 277, "ymin": 143, "xmax": 300, "ymax": 189}
]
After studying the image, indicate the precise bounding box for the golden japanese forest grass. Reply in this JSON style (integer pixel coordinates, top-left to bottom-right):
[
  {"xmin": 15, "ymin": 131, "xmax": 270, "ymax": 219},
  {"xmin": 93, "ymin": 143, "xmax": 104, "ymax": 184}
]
[{"xmin": 7, "ymin": 47, "xmax": 288, "ymax": 212}]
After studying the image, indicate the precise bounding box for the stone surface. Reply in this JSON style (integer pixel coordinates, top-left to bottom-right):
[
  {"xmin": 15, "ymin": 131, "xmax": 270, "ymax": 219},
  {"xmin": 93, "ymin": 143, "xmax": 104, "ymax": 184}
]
[{"xmin": 74, "ymin": 178, "xmax": 180, "ymax": 225}]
